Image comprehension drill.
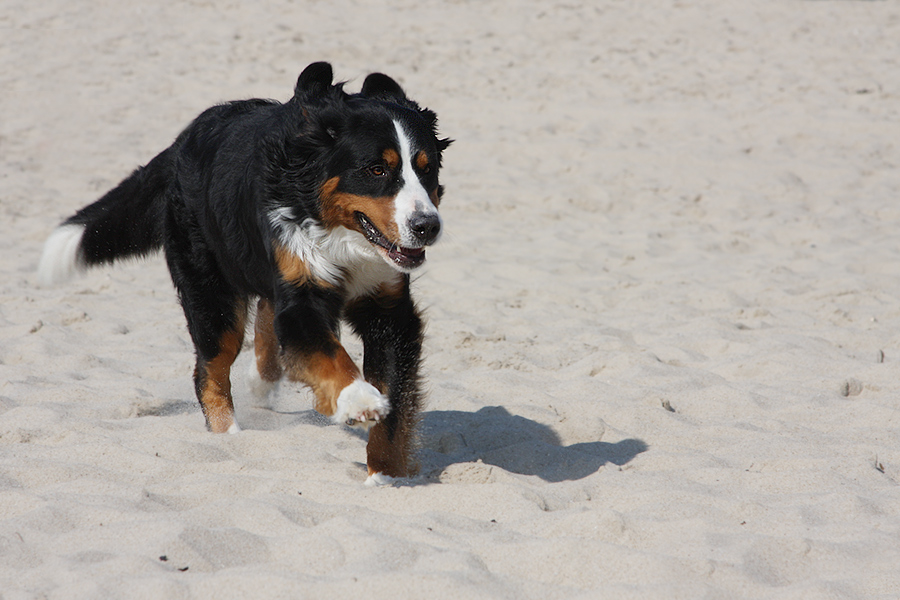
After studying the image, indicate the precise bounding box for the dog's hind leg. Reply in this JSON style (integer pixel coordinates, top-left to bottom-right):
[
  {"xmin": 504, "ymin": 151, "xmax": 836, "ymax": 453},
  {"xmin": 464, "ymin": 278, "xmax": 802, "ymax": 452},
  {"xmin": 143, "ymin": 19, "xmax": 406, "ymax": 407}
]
[
  {"xmin": 344, "ymin": 277, "xmax": 425, "ymax": 483},
  {"xmin": 248, "ymin": 298, "xmax": 283, "ymax": 398},
  {"xmin": 193, "ymin": 311, "xmax": 246, "ymax": 433},
  {"xmin": 164, "ymin": 205, "xmax": 247, "ymax": 433}
]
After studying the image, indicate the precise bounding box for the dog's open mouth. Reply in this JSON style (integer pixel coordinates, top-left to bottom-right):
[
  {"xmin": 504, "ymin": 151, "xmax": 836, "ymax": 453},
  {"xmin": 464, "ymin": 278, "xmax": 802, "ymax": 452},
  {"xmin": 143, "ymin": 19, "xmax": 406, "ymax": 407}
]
[{"xmin": 355, "ymin": 212, "xmax": 426, "ymax": 269}]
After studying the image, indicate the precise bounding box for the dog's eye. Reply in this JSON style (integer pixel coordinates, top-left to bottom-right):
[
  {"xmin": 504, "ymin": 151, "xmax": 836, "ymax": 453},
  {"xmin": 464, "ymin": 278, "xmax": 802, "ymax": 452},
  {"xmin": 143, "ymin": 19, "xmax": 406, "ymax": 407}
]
[
  {"xmin": 421, "ymin": 164, "xmax": 432, "ymax": 175},
  {"xmin": 368, "ymin": 165, "xmax": 387, "ymax": 177}
]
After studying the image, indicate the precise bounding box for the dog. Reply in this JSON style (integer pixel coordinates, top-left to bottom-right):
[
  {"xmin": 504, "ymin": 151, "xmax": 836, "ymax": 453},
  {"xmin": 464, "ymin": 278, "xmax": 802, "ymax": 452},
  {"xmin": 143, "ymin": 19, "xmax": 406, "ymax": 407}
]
[{"xmin": 38, "ymin": 62, "xmax": 451, "ymax": 486}]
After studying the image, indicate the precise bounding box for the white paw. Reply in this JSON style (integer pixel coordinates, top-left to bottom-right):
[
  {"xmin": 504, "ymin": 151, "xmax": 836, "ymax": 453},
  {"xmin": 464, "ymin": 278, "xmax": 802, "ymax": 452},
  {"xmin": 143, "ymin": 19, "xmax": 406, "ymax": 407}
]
[
  {"xmin": 247, "ymin": 359, "xmax": 277, "ymax": 400},
  {"xmin": 365, "ymin": 472, "xmax": 396, "ymax": 487},
  {"xmin": 227, "ymin": 421, "xmax": 241, "ymax": 434},
  {"xmin": 333, "ymin": 380, "xmax": 390, "ymax": 430}
]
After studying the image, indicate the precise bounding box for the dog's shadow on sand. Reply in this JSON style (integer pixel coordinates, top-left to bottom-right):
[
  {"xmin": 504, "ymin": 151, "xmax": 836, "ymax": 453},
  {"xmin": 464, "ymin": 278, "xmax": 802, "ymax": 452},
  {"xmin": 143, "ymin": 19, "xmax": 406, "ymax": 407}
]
[
  {"xmin": 418, "ymin": 406, "xmax": 647, "ymax": 483},
  {"xmin": 245, "ymin": 403, "xmax": 647, "ymax": 483}
]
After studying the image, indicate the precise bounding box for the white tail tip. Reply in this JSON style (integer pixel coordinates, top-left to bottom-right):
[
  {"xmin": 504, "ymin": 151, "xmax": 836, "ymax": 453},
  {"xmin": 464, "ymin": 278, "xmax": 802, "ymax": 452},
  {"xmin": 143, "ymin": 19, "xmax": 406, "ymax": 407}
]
[{"xmin": 37, "ymin": 224, "xmax": 86, "ymax": 286}]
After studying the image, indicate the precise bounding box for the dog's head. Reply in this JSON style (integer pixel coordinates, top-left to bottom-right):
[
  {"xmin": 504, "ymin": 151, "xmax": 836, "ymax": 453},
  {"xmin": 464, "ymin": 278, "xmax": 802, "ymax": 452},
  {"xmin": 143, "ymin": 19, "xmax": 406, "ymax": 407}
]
[{"xmin": 290, "ymin": 62, "xmax": 451, "ymax": 272}]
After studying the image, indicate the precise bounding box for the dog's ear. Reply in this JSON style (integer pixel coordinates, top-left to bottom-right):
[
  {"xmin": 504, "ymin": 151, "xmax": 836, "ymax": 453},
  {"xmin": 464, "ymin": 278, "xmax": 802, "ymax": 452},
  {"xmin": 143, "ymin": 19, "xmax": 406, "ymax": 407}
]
[
  {"xmin": 417, "ymin": 107, "xmax": 453, "ymax": 152},
  {"xmin": 360, "ymin": 73, "xmax": 407, "ymax": 101},
  {"xmin": 294, "ymin": 62, "xmax": 334, "ymax": 101}
]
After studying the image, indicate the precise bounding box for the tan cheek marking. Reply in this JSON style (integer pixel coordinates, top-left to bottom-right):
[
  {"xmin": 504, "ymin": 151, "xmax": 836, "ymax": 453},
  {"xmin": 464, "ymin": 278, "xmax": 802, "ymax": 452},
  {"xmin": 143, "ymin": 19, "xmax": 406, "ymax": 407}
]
[
  {"xmin": 321, "ymin": 176, "xmax": 340, "ymax": 198},
  {"xmin": 429, "ymin": 189, "xmax": 441, "ymax": 208},
  {"xmin": 320, "ymin": 178, "xmax": 401, "ymax": 244},
  {"xmin": 335, "ymin": 193, "xmax": 400, "ymax": 242}
]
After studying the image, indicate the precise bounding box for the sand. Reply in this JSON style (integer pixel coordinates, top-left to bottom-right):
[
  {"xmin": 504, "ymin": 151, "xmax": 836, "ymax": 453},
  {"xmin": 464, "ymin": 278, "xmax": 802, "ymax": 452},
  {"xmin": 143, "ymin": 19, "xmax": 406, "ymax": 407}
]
[{"xmin": 2, "ymin": 0, "xmax": 900, "ymax": 597}]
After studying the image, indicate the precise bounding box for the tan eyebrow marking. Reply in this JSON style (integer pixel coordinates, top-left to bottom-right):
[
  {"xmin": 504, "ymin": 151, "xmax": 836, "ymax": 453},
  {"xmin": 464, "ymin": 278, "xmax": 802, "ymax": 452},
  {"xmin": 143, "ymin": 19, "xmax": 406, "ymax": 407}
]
[
  {"xmin": 383, "ymin": 148, "xmax": 400, "ymax": 170},
  {"xmin": 415, "ymin": 151, "xmax": 429, "ymax": 171}
]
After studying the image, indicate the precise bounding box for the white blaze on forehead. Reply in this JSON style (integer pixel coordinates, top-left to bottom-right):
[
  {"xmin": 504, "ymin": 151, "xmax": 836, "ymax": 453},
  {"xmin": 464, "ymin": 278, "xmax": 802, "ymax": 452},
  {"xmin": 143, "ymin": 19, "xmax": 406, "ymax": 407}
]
[{"xmin": 392, "ymin": 120, "xmax": 441, "ymax": 247}]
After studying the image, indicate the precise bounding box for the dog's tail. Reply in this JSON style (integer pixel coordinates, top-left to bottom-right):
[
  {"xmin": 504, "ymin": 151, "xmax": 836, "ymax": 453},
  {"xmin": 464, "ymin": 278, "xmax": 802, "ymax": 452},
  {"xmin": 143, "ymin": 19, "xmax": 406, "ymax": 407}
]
[{"xmin": 38, "ymin": 149, "xmax": 172, "ymax": 286}]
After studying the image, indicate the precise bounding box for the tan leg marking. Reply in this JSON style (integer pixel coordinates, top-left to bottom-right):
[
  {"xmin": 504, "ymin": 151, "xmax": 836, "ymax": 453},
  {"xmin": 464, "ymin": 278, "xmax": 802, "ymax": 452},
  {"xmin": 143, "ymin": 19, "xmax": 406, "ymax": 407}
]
[
  {"xmin": 198, "ymin": 322, "xmax": 245, "ymax": 433},
  {"xmin": 284, "ymin": 341, "xmax": 361, "ymax": 416},
  {"xmin": 367, "ymin": 420, "xmax": 417, "ymax": 479},
  {"xmin": 254, "ymin": 298, "xmax": 282, "ymax": 383},
  {"xmin": 351, "ymin": 280, "xmax": 420, "ymax": 478}
]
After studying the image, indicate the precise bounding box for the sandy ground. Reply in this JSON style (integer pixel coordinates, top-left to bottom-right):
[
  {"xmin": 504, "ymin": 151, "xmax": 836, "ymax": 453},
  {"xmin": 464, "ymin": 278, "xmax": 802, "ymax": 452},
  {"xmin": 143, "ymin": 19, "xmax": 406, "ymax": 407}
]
[{"xmin": 2, "ymin": 0, "xmax": 900, "ymax": 598}]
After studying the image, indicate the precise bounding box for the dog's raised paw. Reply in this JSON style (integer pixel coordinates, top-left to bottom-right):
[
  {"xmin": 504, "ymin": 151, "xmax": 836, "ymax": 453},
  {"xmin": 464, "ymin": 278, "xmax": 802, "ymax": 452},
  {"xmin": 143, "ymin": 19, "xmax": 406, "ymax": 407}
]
[{"xmin": 333, "ymin": 380, "xmax": 390, "ymax": 430}]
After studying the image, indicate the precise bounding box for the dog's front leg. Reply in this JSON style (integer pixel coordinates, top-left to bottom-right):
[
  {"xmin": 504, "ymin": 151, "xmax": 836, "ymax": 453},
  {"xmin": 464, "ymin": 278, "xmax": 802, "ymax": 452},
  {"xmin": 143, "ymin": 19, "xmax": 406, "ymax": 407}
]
[
  {"xmin": 274, "ymin": 284, "xmax": 389, "ymax": 428},
  {"xmin": 344, "ymin": 278, "xmax": 425, "ymax": 483}
]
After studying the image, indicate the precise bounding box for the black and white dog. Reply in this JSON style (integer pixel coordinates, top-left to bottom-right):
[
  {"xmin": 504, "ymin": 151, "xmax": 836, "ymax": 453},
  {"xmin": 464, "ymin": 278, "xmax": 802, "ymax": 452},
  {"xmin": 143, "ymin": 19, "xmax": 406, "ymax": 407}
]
[{"xmin": 38, "ymin": 62, "xmax": 451, "ymax": 485}]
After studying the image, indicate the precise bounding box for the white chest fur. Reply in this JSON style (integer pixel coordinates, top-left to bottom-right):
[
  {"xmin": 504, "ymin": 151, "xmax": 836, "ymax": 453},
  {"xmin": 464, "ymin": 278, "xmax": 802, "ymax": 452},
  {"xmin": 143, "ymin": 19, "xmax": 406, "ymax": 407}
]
[{"xmin": 271, "ymin": 213, "xmax": 401, "ymax": 298}]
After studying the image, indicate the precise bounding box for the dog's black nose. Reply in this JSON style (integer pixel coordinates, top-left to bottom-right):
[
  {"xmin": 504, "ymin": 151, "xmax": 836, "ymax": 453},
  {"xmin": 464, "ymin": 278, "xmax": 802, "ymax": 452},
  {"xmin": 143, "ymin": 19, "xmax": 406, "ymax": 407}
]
[{"xmin": 409, "ymin": 213, "xmax": 441, "ymax": 245}]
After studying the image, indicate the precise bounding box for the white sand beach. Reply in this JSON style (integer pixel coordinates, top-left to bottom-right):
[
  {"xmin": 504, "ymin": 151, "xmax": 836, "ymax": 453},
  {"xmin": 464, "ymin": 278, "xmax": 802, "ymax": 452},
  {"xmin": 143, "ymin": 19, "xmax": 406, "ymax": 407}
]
[{"xmin": 2, "ymin": 0, "xmax": 900, "ymax": 597}]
